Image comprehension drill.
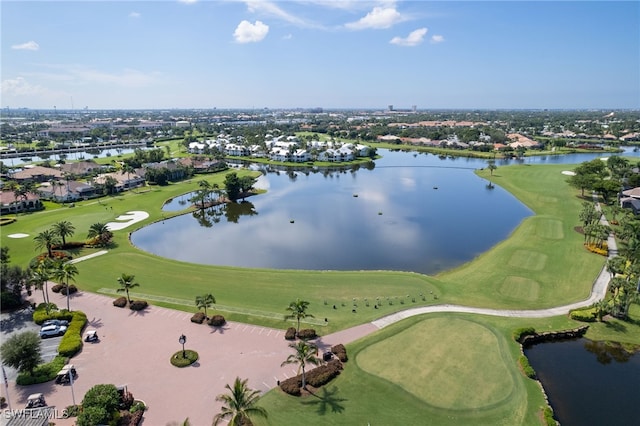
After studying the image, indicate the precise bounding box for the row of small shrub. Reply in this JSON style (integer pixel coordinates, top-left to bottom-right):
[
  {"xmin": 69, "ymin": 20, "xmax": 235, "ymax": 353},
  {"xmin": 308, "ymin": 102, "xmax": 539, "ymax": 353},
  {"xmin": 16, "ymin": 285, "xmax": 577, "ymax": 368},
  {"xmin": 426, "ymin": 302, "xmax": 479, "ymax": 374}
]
[
  {"xmin": 52, "ymin": 241, "xmax": 86, "ymax": 250},
  {"xmin": 16, "ymin": 355, "xmax": 67, "ymax": 386},
  {"xmin": 284, "ymin": 328, "xmax": 317, "ymax": 340},
  {"xmin": 112, "ymin": 297, "xmax": 148, "ymax": 311},
  {"xmin": 51, "ymin": 284, "xmax": 78, "ymax": 295},
  {"xmin": 512, "ymin": 327, "xmax": 536, "ymax": 343},
  {"xmin": 279, "ymin": 360, "xmax": 344, "ymax": 396},
  {"xmin": 33, "ymin": 303, "xmax": 73, "ymax": 325},
  {"xmin": 569, "ymin": 307, "xmax": 597, "ymax": 322},
  {"xmin": 584, "ymin": 243, "xmax": 608, "ymax": 256},
  {"xmin": 518, "ymin": 355, "xmax": 536, "ymax": 379},
  {"xmin": 331, "ymin": 344, "xmax": 348, "ymax": 362},
  {"xmin": 58, "ymin": 310, "xmax": 88, "ymax": 357},
  {"xmin": 190, "ymin": 312, "xmax": 226, "ymax": 326}
]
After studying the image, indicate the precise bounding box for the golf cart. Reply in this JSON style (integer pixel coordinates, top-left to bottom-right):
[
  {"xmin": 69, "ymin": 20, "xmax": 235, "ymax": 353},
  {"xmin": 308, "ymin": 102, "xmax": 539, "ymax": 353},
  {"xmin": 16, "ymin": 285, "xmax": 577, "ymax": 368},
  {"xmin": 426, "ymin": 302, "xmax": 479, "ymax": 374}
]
[
  {"xmin": 55, "ymin": 364, "xmax": 77, "ymax": 384},
  {"xmin": 25, "ymin": 393, "xmax": 46, "ymax": 408},
  {"xmin": 85, "ymin": 330, "xmax": 99, "ymax": 342}
]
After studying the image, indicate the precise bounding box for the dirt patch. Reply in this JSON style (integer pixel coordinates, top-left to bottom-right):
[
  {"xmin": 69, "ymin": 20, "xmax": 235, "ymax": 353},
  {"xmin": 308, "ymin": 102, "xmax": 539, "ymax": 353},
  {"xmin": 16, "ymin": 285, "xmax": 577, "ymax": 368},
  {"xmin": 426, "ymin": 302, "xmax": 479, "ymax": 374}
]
[{"xmin": 574, "ymin": 226, "xmax": 584, "ymax": 234}]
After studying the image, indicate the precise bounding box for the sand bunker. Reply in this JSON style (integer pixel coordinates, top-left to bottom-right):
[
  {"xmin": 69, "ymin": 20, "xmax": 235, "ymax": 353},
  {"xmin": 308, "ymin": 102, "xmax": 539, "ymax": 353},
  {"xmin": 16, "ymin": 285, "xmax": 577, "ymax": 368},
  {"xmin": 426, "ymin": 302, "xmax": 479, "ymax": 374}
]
[
  {"xmin": 7, "ymin": 233, "xmax": 29, "ymax": 238},
  {"xmin": 106, "ymin": 211, "xmax": 150, "ymax": 231},
  {"xmin": 561, "ymin": 170, "xmax": 576, "ymax": 176}
]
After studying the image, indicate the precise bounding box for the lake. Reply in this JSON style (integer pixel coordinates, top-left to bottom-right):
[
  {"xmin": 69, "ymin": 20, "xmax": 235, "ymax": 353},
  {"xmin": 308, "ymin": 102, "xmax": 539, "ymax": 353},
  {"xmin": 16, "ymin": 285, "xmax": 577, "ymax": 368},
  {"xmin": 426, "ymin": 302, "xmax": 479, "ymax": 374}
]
[
  {"xmin": 525, "ymin": 338, "xmax": 640, "ymax": 426},
  {"xmin": 131, "ymin": 147, "xmax": 640, "ymax": 273}
]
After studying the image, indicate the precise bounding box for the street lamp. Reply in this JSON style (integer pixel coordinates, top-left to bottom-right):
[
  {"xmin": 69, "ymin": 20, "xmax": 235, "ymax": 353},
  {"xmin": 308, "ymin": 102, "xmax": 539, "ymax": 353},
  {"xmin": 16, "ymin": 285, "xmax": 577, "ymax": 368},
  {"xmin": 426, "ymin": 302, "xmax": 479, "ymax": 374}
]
[{"xmin": 179, "ymin": 334, "xmax": 186, "ymax": 358}]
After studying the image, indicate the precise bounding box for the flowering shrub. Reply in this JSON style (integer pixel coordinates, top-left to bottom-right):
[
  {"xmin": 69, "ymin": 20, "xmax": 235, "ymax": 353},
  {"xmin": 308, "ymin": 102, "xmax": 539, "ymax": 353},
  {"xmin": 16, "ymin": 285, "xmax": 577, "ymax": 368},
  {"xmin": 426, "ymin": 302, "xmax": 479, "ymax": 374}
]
[{"xmin": 584, "ymin": 243, "xmax": 608, "ymax": 256}]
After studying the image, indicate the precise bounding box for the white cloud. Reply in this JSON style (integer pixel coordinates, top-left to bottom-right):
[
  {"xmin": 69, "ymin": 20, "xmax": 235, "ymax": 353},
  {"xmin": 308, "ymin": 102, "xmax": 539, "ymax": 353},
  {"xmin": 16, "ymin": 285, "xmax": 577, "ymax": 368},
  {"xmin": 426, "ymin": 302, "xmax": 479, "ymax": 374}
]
[
  {"xmin": 345, "ymin": 6, "xmax": 404, "ymax": 30},
  {"xmin": 24, "ymin": 64, "xmax": 162, "ymax": 88},
  {"xmin": 234, "ymin": 20, "xmax": 269, "ymax": 43},
  {"xmin": 244, "ymin": 1, "xmax": 319, "ymax": 29},
  {"xmin": 11, "ymin": 41, "xmax": 39, "ymax": 51},
  {"xmin": 178, "ymin": 0, "xmax": 198, "ymax": 4},
  {"xmin": 1, "ymin": 77, "xmax": 69, "ymax": 106},
  {"xmin": 129, "ymin": 12, "xmax": 141, "ymax": 18},
  {"xmin": 430, "ymin": 35, "xmax": 445, "ymax": 44},
  {"xmin": 390, "ymin": 28, "xmax": 427, "ymax": 47}
]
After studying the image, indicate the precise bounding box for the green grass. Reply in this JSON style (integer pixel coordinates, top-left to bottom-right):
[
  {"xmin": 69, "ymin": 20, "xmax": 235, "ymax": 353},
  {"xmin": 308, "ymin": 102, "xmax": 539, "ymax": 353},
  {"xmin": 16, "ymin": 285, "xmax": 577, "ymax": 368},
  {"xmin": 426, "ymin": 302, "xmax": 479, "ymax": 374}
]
[{"xmin": 2, "ymin": 159, "xmax": 639, "ymax": 425}]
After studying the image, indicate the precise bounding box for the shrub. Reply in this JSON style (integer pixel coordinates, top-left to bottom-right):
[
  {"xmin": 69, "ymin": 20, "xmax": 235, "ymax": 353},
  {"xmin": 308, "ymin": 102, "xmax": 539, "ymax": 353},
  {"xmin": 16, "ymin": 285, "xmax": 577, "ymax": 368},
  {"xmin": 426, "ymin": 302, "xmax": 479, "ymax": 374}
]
[
  {"xmin": 65, "ymin": 404, "xmax": 80, "ymax": 417},
  {"xmin": 512, "ymin": 327, "xmax": 536, "ymax": 342},
  {"xmin": 51, "ymin": 284, "xmax": 64, "ymax": 293},
  {"xmin": 284, "ymin": 327, "xmax": 297, "ymax": 340},
  {"xmin": 207, "ymin": 314, "xmax": 226, "ymax": 326},
  {"xmin": 128, "ymin": 409, "xmax": 144, "ymax": 426},
  {"xmin": 58, "ymin": 311, "xmax": 87, "ymax": 357},
  {"xmin": 60, "ymin": 284, "xmax": 78, "ymax": 295},
  {"xmin": 0, "ymin": 291, "xmax": 22, "ymax": 310},
  {"xmin": 569, "ymin": 307, "xmax": 597, "ymax": 322},
  {"xmin": 76, "ymin": 405, "xmax": 110, "ymax": 426},
  {"xmin": 0, "ymin": 396, "xmax": 5, "ymax": 407},
  {"xmin": 306, "ymin": 359, "xmax": 343, "ymax": 387},
  {"xmin": 170, "ymin": 350, "xmax": 199, "ymax": 367},
  {"xmin": 297, "ymin": 329, "xmax": 317, "ymax": 340},
  {"xmin": 331, "ymin": 344, "xmax": 348, "ymax": 362},
  {"xmin": 518, "ymin": 355, "xmax": 536, "ymax": 379},
  {"xmin": 279, "ymin": 376, "xmax": 302, "ymax": 396},
  {"xmin": 542, "ymin": 406, "xmax": 556, "ymax": 426},
  {"xmin": 32, "ymin": 303, "xmax": 70, "ymax": 325},
  {"xmin": 191, "ymin": 312, "xmax": 206, "ymax": 324},
  {"xmin": 113, "ymin": 297, "xmax": 127, "ymax": 308},
  {"xmin": 130, "ymin": 401, "xmax": 146, "ymax": 413},
  {"xmin": 82, "ymin": 383, "xmax": 121, "ymax": 413},
  {"xmin": 16, "ymin": 355, "xmax": 66, "ymax": 386},
  {"xmin": 129, "ymin": 300, "xmax": 148, "ymax": 311}
]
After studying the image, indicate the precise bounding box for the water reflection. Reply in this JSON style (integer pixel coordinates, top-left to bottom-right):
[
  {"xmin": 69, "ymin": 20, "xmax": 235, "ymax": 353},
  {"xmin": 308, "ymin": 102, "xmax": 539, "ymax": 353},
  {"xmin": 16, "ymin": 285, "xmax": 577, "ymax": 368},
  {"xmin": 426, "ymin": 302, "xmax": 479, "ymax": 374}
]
[{"xmin": 583, "ymin": 339, "xmax": 635, "ymax": 364}]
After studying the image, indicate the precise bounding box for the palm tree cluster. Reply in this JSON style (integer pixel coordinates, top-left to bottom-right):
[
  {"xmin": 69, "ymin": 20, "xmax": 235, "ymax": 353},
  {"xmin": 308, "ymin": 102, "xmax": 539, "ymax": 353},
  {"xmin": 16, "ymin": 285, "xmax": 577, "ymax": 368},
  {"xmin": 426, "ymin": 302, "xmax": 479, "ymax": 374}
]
[
  {"xmin": 213, "ymin": 377, "xmax": 267, "ymax": 426},
  {"xmin": 27, "ymin": 257, "xmax": 78, "ymax": 312}
]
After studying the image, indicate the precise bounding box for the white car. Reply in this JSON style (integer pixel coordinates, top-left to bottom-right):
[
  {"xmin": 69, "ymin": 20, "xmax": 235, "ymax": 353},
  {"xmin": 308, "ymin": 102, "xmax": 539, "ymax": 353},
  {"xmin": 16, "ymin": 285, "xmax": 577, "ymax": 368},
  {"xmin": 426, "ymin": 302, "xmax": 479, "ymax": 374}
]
[{"xmin": 39, "ymin": 324, "xmax": 67, "ymax": 338}]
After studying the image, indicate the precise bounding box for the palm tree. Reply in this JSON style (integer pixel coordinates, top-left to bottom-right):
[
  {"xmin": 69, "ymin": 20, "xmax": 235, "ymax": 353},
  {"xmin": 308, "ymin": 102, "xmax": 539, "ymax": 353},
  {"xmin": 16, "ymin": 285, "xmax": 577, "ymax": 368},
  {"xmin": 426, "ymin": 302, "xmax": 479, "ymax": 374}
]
[
  {"xmin": 284, "ymin": 298, "xmax": 314, "ymax": 336},
  {"xmin": 52, "ymin": 220, "xmax": 75, "ymax": 247},
  {"xmin": 487, "ymin": 159, "xmax": 497, "ymax": 176},
  {"xmin": 34, "ymin": 229, "xmax": 61, "ymax": 258},
  {"xmin": 213, "ymin": 377, "xmax": 267, "ymax": 426},
  {"xmin": 116, "ymin": 273, "xmax": 140, "ymax": 304},
  {"xmin": 51, "ymin": 260, "xmax": 78, "ymax": 311},
  {"xmin": 28, "ymin": 261, "xmax": 52, "ymax": 314},
  {"xmin": 88, "ymin": 222, "xmax": 113, "ymax": 246},
  {"xmin": 195, "ymin": 293, "xmax": 216, "ymax": 319},
  {"xmin": 281, "ymin": 340, "xmax": 321, "ymax": 390}
]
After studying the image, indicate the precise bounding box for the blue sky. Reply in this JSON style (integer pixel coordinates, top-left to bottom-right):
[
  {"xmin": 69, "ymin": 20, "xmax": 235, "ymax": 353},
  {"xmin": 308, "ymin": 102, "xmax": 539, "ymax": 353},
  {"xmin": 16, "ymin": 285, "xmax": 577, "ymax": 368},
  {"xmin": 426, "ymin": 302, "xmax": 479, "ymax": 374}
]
[{"xmin": 2, "ymin": 1, "xmax": 639, "ymax": 110}]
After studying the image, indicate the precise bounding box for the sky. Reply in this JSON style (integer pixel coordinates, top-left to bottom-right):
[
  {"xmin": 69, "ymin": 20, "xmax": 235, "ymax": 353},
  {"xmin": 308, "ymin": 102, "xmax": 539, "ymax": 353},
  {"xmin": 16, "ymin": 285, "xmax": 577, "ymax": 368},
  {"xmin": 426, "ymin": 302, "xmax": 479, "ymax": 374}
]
[{"xmin": 1, "ymin": 0, "xmax": 639, "ymax": 110}]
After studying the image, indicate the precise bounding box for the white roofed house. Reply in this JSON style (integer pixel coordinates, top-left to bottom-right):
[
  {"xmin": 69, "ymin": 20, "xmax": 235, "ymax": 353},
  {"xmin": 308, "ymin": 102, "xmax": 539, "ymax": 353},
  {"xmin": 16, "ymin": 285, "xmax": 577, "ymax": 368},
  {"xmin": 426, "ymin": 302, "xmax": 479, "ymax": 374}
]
[
  {"xmin": 38, "ymin": 180, "xmax": 98, "ymax": 202},
  {"xmin": 270, "ymin": 148, "xmax": 291, "ymax": 162},
  {"xmin": 225, "ymin": 143, "xmax": 249, "ymax": 157},
  {"xmin": 188, "ymin": 141, "xmax": 206, "ymax": 154},
  {"xmin": 292, "ymin": 149, "xmax": 310, "ymax": 163}
]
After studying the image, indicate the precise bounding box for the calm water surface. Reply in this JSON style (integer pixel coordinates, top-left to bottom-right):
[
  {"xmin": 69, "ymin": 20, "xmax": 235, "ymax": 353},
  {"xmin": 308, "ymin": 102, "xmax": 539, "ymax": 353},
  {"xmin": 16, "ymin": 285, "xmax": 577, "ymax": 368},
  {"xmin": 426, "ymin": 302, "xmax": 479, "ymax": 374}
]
[
  {"xmin": 132, "ymin": 148, "xmax": 640, "ymax": 273},
  {"xmin": 132, "ymin": 150, "xmax": 534, "ymax": 274},
  {"xmin": 525, "ymin": 338, "xmax": 640, "ymax": 426}
]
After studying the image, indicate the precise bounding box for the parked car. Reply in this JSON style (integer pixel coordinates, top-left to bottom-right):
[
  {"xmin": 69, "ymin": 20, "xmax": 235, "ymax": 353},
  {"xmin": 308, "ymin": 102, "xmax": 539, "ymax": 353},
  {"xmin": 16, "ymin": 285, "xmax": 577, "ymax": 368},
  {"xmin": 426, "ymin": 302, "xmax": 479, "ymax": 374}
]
[
  {"xmin": 39, "ymin": 324, "xmax": 67, "ymax": 338},
  {"xmin": 42, "ymin": 319, "xmax": 69, "ymax": 327}
]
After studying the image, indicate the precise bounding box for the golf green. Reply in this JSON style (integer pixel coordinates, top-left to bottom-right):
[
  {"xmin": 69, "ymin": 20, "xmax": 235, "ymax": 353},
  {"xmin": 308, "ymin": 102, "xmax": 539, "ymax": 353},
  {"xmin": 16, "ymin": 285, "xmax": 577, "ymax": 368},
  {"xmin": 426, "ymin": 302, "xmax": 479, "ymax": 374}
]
[{"xmin": 357, "ymin": 317, "xmax": 514, "ymax": 410}]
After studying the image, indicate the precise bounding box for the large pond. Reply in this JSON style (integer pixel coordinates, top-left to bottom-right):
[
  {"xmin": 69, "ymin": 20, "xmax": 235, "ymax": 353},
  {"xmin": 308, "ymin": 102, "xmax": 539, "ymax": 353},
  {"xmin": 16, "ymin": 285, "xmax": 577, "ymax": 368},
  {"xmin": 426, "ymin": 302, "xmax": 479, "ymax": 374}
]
[
  {"xmin": 525, "ymin": 338, "xmax": 640, "ymax": 425},
  {"xmin": 131, "ymin": 147, "xmax": 640, "ymax": 274}
]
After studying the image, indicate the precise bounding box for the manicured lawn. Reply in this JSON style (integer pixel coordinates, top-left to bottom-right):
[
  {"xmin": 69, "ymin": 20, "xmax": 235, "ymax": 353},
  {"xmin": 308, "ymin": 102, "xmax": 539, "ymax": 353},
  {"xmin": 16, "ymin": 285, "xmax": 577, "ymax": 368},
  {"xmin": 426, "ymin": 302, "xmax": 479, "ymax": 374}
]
[{"xmin": 255, "ymin": 313, "xmax": 582, "ymax": 426}]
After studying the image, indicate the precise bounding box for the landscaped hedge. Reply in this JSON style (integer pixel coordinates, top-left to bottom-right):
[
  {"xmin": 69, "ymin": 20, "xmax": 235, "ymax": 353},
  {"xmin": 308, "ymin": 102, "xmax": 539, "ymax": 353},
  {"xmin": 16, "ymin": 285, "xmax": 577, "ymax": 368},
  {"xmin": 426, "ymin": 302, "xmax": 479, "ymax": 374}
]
[
  {"xmin": 113, "ymin": 297, "xmax": 127, "ymax": 308},
  {"xmin": 297, "ymin": 328, "xmax": 317, "ymax": 340},
  {"xmin": 569, "ymin": 307, "xmax": 597, "ymax": 322},
  {"xmin": 191, "ymin": 312, "xmax": 206, "ymax": 324},
  {"xmin": 518, "ymin": 355, "xmax": 536, "ymax": 379},
  {"xmin": 512, "ymin": 327, "xmax": 537, "ymax": 343},
  {"xmin": 207, "ymin": 314, "xmax": 226, "ymax": 326},
  {"xmin": 279, "ymin": 376, "xmax": 302, "ymax": 396},
  {"xmin": 331, "ymin": 344, "xmax": 348, "ymax": 362},
  {"xmin": 51, "ymin": 284, "xmax": 64, "ymax": 293},
  {"xmin": 58, "ymin": 310, "xmax": 88, "ymax": 357},
  {"xmin": 305, "ymin": 359, "xmax": 343, "ymax": 387},
  {"xmin": 33, "ymin": 303, "xmax": 73, "ymax": 325},
  {"xmin": 60, "ymin": 284, "xmax": 78, "ymax": 295},
  {"xmin": 170, "ymin": 350, "xmax": 199, "ymax": 367},
  {"xmin": 16, "ymin": 355, "xmax": 67, "ymax": 386},
  {"xmin": 129, "ymin": 300, "xmax": 148, "ymax": 311},
  {"xmin": 284, "ymin": 327, "xmax": 297, "ymax": 340}
]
